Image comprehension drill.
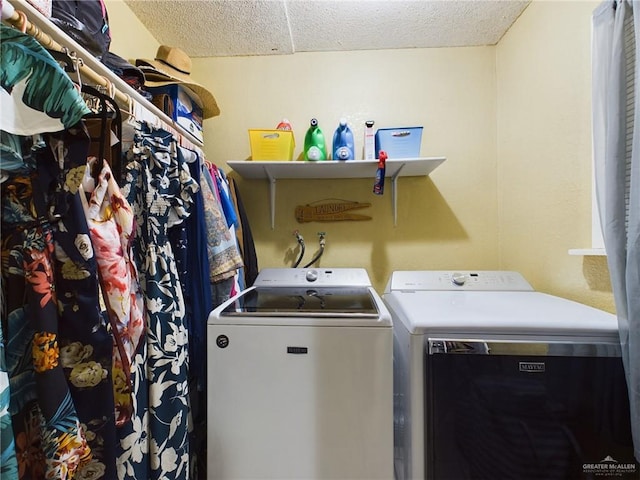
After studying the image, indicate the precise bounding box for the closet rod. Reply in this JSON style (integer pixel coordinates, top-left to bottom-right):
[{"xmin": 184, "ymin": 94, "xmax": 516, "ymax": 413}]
[
  {"xmin": 2, "ymin": 0, "xmax": 205, "ymax": 148},
  {"xmin": 4, "ymin": 5, "xmax": 132, "ymax": 108}
]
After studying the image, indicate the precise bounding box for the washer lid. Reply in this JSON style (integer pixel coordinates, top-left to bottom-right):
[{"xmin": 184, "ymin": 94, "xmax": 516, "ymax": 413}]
[
  {"xmin": 383, "ymin": 290, "xmax": 619, "ymax": 338},
  {"xmin": 210, "ymin": 286, "xmax": 392, "ymax": 327}
]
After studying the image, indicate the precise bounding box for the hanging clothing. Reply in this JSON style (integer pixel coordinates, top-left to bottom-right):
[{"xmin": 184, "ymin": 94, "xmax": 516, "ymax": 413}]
[
  {"xmin": 1, "ymin": 130, "xmax": 31, "ymax": 180},
  {"xmin": 79, "ymin": 157, "xmax": 145, "ymax": 428},
  {"xmin": 112, "ymin": 342, "xmax": 149, "ymax": 480},
  {"xmin": 0, "ymin": 298, "xmax": 19, "ymax": 479},
  {"xmin": 0, "ymin": 24, "xmax": 90, "ymax": 136},
  {"xmin": 170, "ymin": 146, "xmax": 213, "ymax": 480},
  {"xmin": 172, "ymin": 148, "xmax": 212, "ymax": 391},
  {"xmin": 1, "ymin": 23, "xmax": 119, "ymax": 478},
  {"xmin": 118, "ymin": 121, "xmax": 196, "ymax": 480},
  {"xmin": 41, "ymin": 128, "xmax": 121, "ymax": 480},
  {"xmin": 51, "ymin": 186, "xmax": 118, "ymax": 480},
  {"xmin": 200, "ymin": 165, "xmax": 243, "ymax": 285},
  {"xmin": 592, "ymin": 0, "xmax": 640, "ymax": 461},
  {"xmin": 209, "ymin": 165, "xmax": 238, "ymax": 229},
  {"xmin": 207, "ymin": 165, "xmax": 241, "ymax": 302},
  {"xmin": 229, "ymin": 177, "xmax": 259, "ymax": 288},
  {"xmin": 1, "ymin": 127, "xmax": 106, "ymax": 479}
]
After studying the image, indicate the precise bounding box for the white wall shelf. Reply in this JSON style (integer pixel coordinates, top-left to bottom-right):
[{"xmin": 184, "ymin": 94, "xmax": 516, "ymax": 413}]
[
  {"xmin": 228, "ymin": 157, "xmax": 446, "ymax": 228},
  {"xmin": 568, "ymin": 248, "xmax": 607, "ymax": 256}
]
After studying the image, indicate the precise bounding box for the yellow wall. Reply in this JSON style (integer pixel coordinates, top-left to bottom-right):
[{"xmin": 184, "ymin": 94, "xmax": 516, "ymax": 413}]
[
  {"xmin": 496, "ymin": 0, "xmax": 613, "ymax": 312},
  {"xmin": 193, "ymin": 49, "xmax": 498, "ymax": 291},
  {"xmin": 104, "ymin": 0, "xmax": 158, "ymax": 61},
  {"xmin": 108, "ymin": 0, "xmax": 614, "ymax": 309}
]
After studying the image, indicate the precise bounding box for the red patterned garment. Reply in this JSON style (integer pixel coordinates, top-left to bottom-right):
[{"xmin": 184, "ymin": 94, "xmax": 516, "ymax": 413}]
[{"xmin": 79, "ymin": 158, "xmax": 145, "ymax": 427}]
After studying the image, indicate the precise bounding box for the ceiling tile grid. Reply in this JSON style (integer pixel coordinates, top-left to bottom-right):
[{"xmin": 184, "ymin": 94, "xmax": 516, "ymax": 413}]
[{"xmin": 124, "ymin": 0, "xmax": 530, "ymax": 58}]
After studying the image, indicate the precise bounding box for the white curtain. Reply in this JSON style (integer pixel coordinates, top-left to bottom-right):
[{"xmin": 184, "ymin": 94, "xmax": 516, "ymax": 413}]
[{"xmin": 593, "ymin": 0, "xmax": 640, "ymax": 461}]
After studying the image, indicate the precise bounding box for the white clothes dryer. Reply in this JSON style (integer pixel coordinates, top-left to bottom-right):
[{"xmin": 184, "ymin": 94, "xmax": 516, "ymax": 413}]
[
  {"xmin": 383, "ymin": 271, "xmax": 638, "ymax": 480},
  {"xmin": 207, "ymin": 268, "xmax": 393, "ymax": 480}
]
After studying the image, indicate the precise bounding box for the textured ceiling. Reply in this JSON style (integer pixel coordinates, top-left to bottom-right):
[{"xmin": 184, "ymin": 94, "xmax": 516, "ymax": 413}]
[{"xmin": 124, "ymin": 0, "xmax": 531, "ymax": 58}]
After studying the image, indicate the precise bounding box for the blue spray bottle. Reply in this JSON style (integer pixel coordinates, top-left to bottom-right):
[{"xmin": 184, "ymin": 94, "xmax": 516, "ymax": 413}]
[{"xmin": 332, "ymin": 118, "xmax": 355, "ymax": 161}]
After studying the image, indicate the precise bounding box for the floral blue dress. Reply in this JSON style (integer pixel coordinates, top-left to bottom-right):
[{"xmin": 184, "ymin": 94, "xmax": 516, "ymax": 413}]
[
  {"xmin": 117, "ymin": 122, "xmax": 196, "ymax": 480},
  {"xmin": 2, "ymin": 23, "xmax": 118, "ymax": 480}
]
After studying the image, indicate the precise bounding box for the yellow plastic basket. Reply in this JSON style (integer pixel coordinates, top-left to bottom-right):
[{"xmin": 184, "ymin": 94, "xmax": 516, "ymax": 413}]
[{"xmin": 249, "ymin": 129, "xmax": 295, "ymax": 161}]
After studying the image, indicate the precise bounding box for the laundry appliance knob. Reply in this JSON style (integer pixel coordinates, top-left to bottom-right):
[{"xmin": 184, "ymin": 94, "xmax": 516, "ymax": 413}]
[{"xmin": 451, "ymin": 272, "xmax": 467, "ymax": 286}]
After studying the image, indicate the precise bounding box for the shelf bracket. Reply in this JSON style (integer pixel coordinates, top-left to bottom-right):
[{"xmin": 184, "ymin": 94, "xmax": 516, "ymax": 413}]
[
  {"xmin": 263, "ymin": 166, "xmax": 276, "ymax": 229},
  {"xmin": 390, "ymin": 163, "xmax": 406, "ymax": 226}
]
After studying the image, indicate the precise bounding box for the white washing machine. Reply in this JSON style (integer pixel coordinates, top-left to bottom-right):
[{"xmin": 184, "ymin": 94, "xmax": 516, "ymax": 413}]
[
  {"xmin": 383, "ymin": 271, "xmax": 638, "ymax": 480},
  {"xmin": 207, "ymin": 268, "xmax": 393, "ymax": 480}
]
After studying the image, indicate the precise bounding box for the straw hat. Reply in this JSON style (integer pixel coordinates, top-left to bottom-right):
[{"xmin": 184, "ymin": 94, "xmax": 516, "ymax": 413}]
[{"xmin": 136, "ymin": 45, "xmax": 220, "ymax": 118}]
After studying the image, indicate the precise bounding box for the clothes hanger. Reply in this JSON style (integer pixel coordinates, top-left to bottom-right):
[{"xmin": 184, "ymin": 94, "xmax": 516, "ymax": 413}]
[
  {"xmin": 81, "ymin": 83, "xmax": 122, "ymax": 182},
  {"xmin": 47, "ymin": 47, "xmax": 76, "ymax": 73}
]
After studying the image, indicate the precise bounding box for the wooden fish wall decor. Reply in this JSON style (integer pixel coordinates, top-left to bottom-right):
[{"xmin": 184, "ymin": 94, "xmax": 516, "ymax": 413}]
[{"xmin": 295, "ymin": 199, "xmax": 372, "ymax": 223}]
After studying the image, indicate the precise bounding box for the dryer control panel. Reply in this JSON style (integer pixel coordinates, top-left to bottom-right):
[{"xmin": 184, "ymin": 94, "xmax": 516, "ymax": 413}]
[{"xmin": 385, "ymin": 271, "xmax": 534, "ymax": 292}]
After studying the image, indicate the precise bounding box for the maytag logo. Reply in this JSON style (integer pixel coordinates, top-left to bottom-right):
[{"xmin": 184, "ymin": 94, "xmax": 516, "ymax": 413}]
[{"xmin": 519, "ymin": 361, "xmax": 545, "ymax": 373}]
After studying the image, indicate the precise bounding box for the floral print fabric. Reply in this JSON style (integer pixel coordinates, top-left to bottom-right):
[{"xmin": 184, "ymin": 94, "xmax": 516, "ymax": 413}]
[
  {"xmin": 200, "ymin": 166, "xmax": 243, "ymax": 283},
  {"xmin": 1, "ymin": 128, "xmax": 120, "ymax": 480},
  {"xmin": 0, "ymin": 25, "xmax": 90, "ymax": 136},
  {"xmin": 2, "ymin": 25, "xmax": 217, "ymax": 479},
  {"xmin": 46, "ymin": 130, "xmax": 119, "ymax": 480},
  {"xmin": 1, "ymin": 162, "xmax": 92, "ymax": 478},
  {"xmin": 0, "ymin": 315, "xmax": 19, "ymax": 479},
  {"xmin": 52, "ymin": 190, "xmax": 117, "ymax": 480},
  {"xmin": 80, "ymin": 158, "xmax": 145, "ymax": 427},
  {"xmin": 1, "ymin": 23, "xmax": 119, "ymax": 478},
  {"xmin": 117, "ymin": 122, "xmax": 196, "ymax": 480},
  {"xmin": 170, "ymin": 148, "xmax": 213, "ymax": 479}
]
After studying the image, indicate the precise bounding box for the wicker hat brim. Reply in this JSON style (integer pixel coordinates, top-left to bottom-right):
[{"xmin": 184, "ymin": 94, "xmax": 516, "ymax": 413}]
[{"xmin": 136, "ymin": 60, "xmax": 220, "ymax": 118}]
